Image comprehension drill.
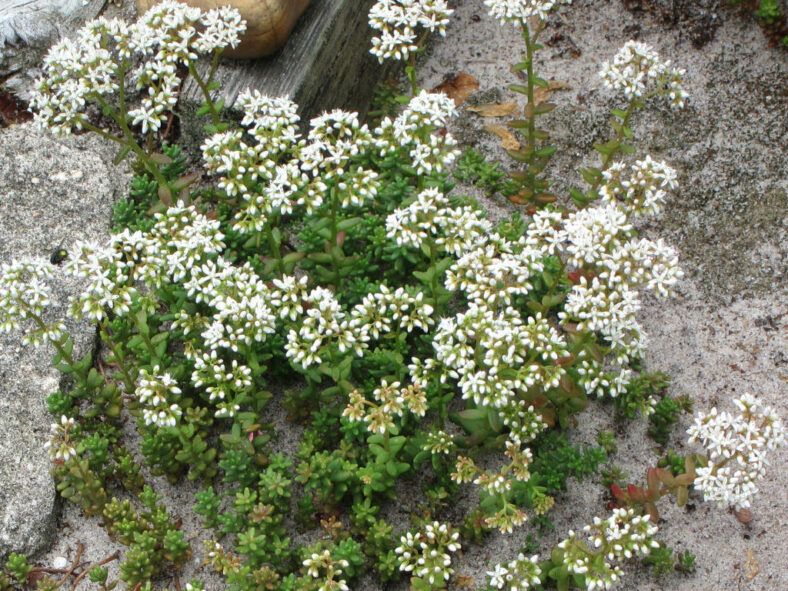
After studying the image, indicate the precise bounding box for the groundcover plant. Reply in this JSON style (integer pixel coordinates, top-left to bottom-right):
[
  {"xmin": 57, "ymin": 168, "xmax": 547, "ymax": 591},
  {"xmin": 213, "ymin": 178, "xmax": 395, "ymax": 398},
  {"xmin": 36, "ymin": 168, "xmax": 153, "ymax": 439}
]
[{"xmin": 0, "ymin": 1, "xmax": 784, "ymax": 590}]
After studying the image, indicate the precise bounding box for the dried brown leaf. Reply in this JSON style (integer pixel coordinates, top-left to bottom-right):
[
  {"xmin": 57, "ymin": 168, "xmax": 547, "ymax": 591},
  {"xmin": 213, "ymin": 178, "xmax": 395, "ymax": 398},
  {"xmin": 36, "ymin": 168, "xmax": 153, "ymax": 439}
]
[
  {"xmin": 745, "ymin": 548, "xmax": 759, "ymax": 580},
  {"xmin": 483, "ymin": 124, "xmax": 520, "ymax": 150},
  {"xmin": 532, "ymin": 80, "xmax": 572, "ymax": 105},
  {"xmin": 466, "ymin": 102, "xmax": 519, "ymax": 117},
  {"xmin": 0, "ymin": 91, "xmax": 33, "ymax": 126},
  {"xmin": 432, "ymin": 72, "xmax": 479, "ymax": 106}
]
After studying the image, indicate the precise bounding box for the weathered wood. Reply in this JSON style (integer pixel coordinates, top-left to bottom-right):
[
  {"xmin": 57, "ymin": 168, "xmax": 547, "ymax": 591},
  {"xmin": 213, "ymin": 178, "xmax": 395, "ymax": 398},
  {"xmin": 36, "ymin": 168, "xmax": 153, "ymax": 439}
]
[{"xmin": 179, "ymin": 0, "xmax": 389, "ymax": 146}]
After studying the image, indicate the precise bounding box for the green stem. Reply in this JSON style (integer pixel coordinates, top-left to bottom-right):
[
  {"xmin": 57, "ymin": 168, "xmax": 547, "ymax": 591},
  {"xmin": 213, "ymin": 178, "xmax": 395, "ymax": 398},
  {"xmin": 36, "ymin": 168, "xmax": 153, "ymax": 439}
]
[
  {"xmin": 265, "ymin": 223, "xmax": 285, "ymax": 276},
  {"xmin": 189, "ymin": 53, "xmax": 223, "ymax": 126},
  {"xmin": 406, "ymin": 30, "xmax": 431, "ymax": 96},
  {"xmin": 27, "ymin": 311, "xmax": 76, "ymax": 367},
  {"xmin": 80, "ymin": 107, "xmax": 168, "ymax": 190},
  {"xmin": 427, "ymin": 237, "xmax": 440, "ymax": 313},
  {"xmin": 100, "ymin": 321, "xmax": 138, "ymax": 394},
  {"xmin": 521, "ymin": 20, "xmax": 537, "ymax": 197},
  {"xmin": 588, "ymin": 97, "xmax": 638, "ymax": 195},
  {"xmin": 328, "ymin": 185, "xmax": 344, "ymax": 291}
]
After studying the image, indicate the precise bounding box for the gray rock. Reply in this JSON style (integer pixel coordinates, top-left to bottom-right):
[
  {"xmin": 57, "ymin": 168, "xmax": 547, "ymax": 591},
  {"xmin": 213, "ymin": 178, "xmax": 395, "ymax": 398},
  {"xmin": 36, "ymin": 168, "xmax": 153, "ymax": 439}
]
[
  {"xmin": 0, "ymin": 0, "xmax": 105, "ymax": 101},
  {"xmin": 0, "ymin": 123, "xmax": 128, "ymax": 558}
]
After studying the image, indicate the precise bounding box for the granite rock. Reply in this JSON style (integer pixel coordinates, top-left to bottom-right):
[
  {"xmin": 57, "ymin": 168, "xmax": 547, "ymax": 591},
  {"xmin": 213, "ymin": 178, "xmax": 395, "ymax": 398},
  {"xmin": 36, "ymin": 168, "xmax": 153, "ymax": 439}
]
[{"xmin": 0, "ymin": 123, "xmax": 128, "ymax": 558}]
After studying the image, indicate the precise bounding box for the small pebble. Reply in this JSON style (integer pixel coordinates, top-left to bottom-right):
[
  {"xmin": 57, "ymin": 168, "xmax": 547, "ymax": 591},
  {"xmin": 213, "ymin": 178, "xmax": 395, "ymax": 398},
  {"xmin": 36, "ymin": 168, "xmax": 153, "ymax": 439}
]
[{"xmin": 52, "ymin": 556, "xmax": 68, "ymax": 569}]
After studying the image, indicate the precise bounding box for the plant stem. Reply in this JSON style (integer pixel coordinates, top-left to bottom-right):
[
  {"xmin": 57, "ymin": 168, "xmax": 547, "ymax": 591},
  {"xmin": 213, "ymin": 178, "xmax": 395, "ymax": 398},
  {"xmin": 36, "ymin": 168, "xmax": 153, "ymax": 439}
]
[
  {"xmin": 80, "ymin": 107, "xmax": 169, "ymax": 189},
  {"xmin": 189, "ymin": 53, "xmax": 223, "ymax": 126},
  {"xmin": 427, "ymin": 236, "xmax": 441, "ymax": 313},
  {"xmin": 406, "ymin": 30, "xmax": 431, "ymax": 96},
  {"xmin": 588, "ymin": 97, "xmax": 637, "ymax": 195},
  {"xmin": 100, "ymin": 321, "xmax": 138, "ymax": 393},
  {"xmin": 520, "ymin": 20, "xmax": 538, "ymax": 197},
  {"xmin": 328, "ymin": 184, "xmax": 344, "ymax": 292}
]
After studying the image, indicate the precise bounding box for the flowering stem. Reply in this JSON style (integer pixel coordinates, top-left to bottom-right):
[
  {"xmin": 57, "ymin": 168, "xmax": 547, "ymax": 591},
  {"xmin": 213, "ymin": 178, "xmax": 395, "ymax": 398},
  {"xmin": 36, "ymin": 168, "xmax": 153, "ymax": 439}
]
[
  {"xmin": 100, "ymin": 321, "xmax": 138, "ymax": 394},
  {"xmin": 189, "ymin": 53, "xmax": 223, "ymax": 127},
  {"xmin": 265, "ymin": 223, "xmax": 285, "ymax": 276},
  {"xmin": 80, "ymin": 112, "xmax": 169, "ymax": 189},
  {"xmin": 328, "ymin": 184, "xmax": 344, "ymax": 292},
  {"xmin": 519, "ymin": 19, "xmax": 543, "ymax": 197},
  {"xmin": 406, "ymin": 30, "xmax": 431, "ymax": 97},
  {"xmin": 588, "ymin": 97, "xmax": 637, "ymax": 195},
  {"xmin": 29, "ymin": 313, "xmax": 75, "ymax": 367},
  {"xmin": 427, "ymin": 236, "xmax": 441, "ymax": 314}
]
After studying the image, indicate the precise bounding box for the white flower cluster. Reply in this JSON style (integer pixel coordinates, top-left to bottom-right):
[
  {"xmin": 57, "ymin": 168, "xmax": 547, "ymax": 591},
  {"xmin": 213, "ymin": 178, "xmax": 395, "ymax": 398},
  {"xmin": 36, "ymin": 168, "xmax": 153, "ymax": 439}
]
[
  {"xmin": 182, "ymin": 259, "xmax": 275, "ymax": 351},
  {"xmin": 60, "ymin": 205, "xmax": 224, "ymax": 325},
  {"xmin": 445, "ymin": 235, "xmax": 543, "ymax": 307},
  {"xmin": 147, "ymin": 203, "xmax": 226, "ymax": 285},
  {"xmin": 284, "ymin": 286, "xmax": 363, "ymax": 369},
  {"xmin": 520, "ymin": 194, "xmax": 682, "ymax": 393},
  {"xmin": 687, "ymin": 393, "xmax": 785, "ymax": 511},
  {"xmin": 599, "ymin": 40, "xmax": 687, "ymax": 108},
  {"xmin": 44, "ymin": 415, "xmax": 78, "ymax": 462},
  {"xmin": 202, "ymin": 99, "xmax": 383, "ymax": 232},
  {"xmin": 451, "ymin": 434, "xmax": 540, "ymax": 532},
  {"xmin": 369, "ymin": 0, "xmax": 453, "ymax": 63},
  {"xmin": 487, "ymin": 553, "xmax": 542, "ymax": 590},
  {"xmin": 423, "ymin": 429, "xmax": 455, "ymax": 454},
  {"xmin": 202, "ymin": 90, "xmax": 457, "ymax": 233},
  {"xmin": 376, "ymin": 91, "xmax": 459, "ymax": 174},
  {"xmin": 65, "ymin": 230, "xmax": 153, "ymax": 321},
  {"xmin": 395, "ymin": 521, "xmax": 461, "ymax": 585},
  {"xmin": 135, "ymin": 366, "xmax": 182, "ymax": 428},
  {"xmin": 301, "ymin": 110, "xmax": 373, "ymax": 177},
  {"xmin": 582, "ymin": 508, "xmax": 659, "ymax": 561},
  {"xmin": 302, "ymin": 550, "xmax": 350, "ymax": 591},
  {"xmin": 555, "ymin": 508, "xmax": 658, "ymax": 590},
  {"xmin": 386, "ymin": 187, "xmax": 490, "ymax": 256},
  {"xmin": 177, "ymin": 259, "xmax": 277, "ymax": 418},
  {"xmin": 0, "ymin": 260, "xmax": 66, "ymax": 347},
  {"xmin": 599, "ymin": 156, "xmax": 678, "ymax": 216},
  {"xmin": 484, "ymin": 0, "xmax": 572, "ymax": 24},
  {"xmin": 423, "ymin": 304, "xmax": 569, "ymax": 409},
  {"xmin": 31, "ymin": 0, "xmax": 246, "ymax": 136},
  {"xmin": 350, "ymin": 284, "xmax": 435, "ymax": 339},
  {"xmin": 1, "ymin": 203, "xmax": 225, "ymax": 349}
]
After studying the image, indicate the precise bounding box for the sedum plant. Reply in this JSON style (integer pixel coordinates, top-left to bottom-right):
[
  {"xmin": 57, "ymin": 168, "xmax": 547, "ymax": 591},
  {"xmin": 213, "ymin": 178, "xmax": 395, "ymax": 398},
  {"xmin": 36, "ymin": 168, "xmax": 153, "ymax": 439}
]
[{"xmin": 1, "ymin": 1, "xmax": 782, "ymax": 590}]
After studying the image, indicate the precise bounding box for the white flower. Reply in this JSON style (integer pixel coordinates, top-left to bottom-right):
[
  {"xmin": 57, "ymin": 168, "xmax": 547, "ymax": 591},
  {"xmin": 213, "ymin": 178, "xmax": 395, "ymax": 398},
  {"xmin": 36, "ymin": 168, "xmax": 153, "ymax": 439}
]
[
  {"xmin": 369, "ymin": 0, "xmax": 453, "ymax": 63},
  {"xmin": 193, "ymin": 6, "xmax": 246, "ymax": 53},
  {"xmin": 484, "ymin": 0, "xmax": 572, "ymax": 24},
  {"xmin": 136, "ymin": 366, "xmax": 183, "ymax": 428},
  {"xmin": 599, "ymin": 40, "xmax": 687, "ymax": 108},
  {"xmin": 31, "ymin": 0, "xmax": 248, "ymax": 135},
  {"xmin": 687, "ymin": 394, "xmax": 784, "ymax": 510},
  {"xmin": 44, "ymin": 415, "xmax": 78, "ymax": 461}
]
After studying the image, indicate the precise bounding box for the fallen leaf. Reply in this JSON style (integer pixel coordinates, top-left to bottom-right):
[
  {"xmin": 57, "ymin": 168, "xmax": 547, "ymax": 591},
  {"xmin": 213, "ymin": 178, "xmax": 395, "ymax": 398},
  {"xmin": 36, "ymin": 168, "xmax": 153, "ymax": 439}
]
[
  {"xmin": 483, "ymin": 124, "xmax": 520, "ymax": 150},
  {"xmin": 745, "ymin": 548, "xmax": 759, "ymax": 580},
  {"xmin": 432, "ymin": 72, "xmax": 479, "ymax": 106},
  {"xmin": 533, "ymin": 80, "xmax": 572, "ymax": 105},
  {"xmin": 0, "ymin": 91, "xmax": 33, "ymax": 126},
  {"xmin": 467, "ymin": 102, "xmax": 519, "ymax": 117}
]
